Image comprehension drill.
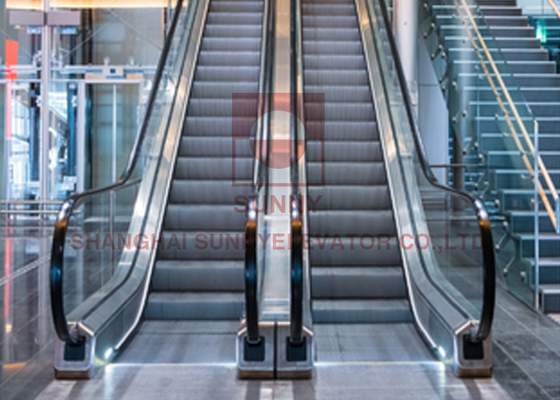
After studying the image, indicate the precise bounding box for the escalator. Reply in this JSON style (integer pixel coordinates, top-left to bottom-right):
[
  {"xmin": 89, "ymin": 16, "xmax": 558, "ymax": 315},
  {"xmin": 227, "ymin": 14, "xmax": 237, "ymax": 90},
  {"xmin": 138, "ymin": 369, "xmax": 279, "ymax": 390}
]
[
  {"xmin": 294, "ymin": 0, "xmax": 497, "ymax": 373},
  {"xmin": 302, "ymin": 0, "xmax": 416, "ymax": 346},
  {"xmin": 120, "ymin": 0, "xmax": 266, "ymax": 361},
  {"xmin": 49, "ymin": 0, "xmax": 496, "ymax": 380},
  {"xmin": 303, "ymin": 0, "xmax": 412, "ymax": 332},
  {"xmin": 49, "ymin": 0, "xmax": 269, "ymax": 377},
  {"xmin": 142, "ymin": 0, "xmax": 262, "ymax": 328}
]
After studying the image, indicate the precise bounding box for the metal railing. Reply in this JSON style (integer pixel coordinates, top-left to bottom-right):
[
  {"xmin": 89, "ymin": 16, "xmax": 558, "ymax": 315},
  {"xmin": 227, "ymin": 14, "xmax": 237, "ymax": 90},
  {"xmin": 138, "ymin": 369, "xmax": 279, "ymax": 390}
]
[
  {"xmin": 454, "ymin": 0, "xmax": 560, "ymax": 233},
  {"xmin": 1, "ymin": 200, "xmax": 63, "ymax": 216},
  {"xmin": 546, "ymin": 0, "xmax": 560, "ymax": 19}
]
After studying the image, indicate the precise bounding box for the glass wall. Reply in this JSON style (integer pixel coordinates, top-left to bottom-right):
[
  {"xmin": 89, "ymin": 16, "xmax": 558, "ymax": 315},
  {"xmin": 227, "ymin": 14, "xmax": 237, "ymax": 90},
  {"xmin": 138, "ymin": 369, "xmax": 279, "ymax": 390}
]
[{"xmin": 1, "ymin": 1, "xmax": 168, "ymax": 220}]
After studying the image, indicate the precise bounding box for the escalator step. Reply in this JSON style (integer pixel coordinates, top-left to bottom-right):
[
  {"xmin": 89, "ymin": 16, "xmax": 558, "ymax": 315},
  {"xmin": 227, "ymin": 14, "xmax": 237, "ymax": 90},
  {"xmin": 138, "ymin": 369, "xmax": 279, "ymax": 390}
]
[
  {"xmin": 192, "ymin": 81, "xmax": 259, "ymax": 98},
  {"xmin": 312, "ymin": 266, "xmax": 407, "ymax": 299},
  {"xmin": 305, "ymin": 102, "xmax": 375, "ymax": 121},
  {"xmin": 204, "ymin": 24, "xmax": 261, "ymax": 38},
  {"xmin": 305, "ymin": 85, "xmax": 372, "ymax": 103},
  {"xmin": 145, "ymin": 292, "xmax": 244, "ymax": 320},
  {"xmin": 309, "ymin": 237, "xmax": 401, "ymax": 266},
  {"xmin": 210, "ymin": 1, "xmax": 264, "ymax": 13},
  {"xmin": 187, "ymin": 98, "xmax": 258, "ymax": 117},
  {"xmin": 174, "ymin": 157, "xmax": 252, "ymax": 180},
  {"xmin": 195, "ymin": 66, "xmax": 259, "ymax": 82},
  {"xmin": 312, "ymin": 299, "xmax": 413, "ymax": 324},
  {"xmin": 302, "ymin": 15, "xmax": 357, "ymax": 29},
  {"xmin": 201, "ymin": 37, "xmax": 261, "ymax": 52},
  {"xmin": 302, "ymin": 27, "xmax": 361, "ymax": 42},
  {"xmin": 207, "ymin": 12, "xmax": 263, "ymax": 25},
  {"xmin": 303, "ymin": 40, "xmax": 363, "ymax": 55},
  {"xmin": 185, "ymin": 116, "xmax": 255, "ymax": 137},
  {"xmin": 306, "ymin": 120, "xmax": 379, "ymax": 141},
  {"xmin": 179, "ymin": 137, "xmax": 254, "ymax": 158},
  {"xmin": 169, "ymin": 180, "xmax": 251, "ymax": 205},
  {"xmin": 158, "ymin": 231, "xmax": 245, "ymax": 261},
  {"xmin": 302, "ymin": 4, "xmax": 355, "ymax": 16},
  {"xmin": 304, "ymin": 68, "xmax": 368, "ymax": 84},
  {"xmin": 306, "ymin": 141, "xmax": 381, "ymax": 162},
  {"xmin": 303, "ymin": 54, "xmax": 367, "ymax": 70},
  {"xmin": 308, "ymin": 185, "xmax": 391, "ymax": 211},
  {"xmin": 198, "ymin": 51, "xmax": 261, "ymax": 67},
  {"xmin": 152, "ymin": 260, "xmax": 244, "ymax": 292},
  {"xmin": 309, "ymin": 209, "xmax": 396, "ymax": 236},
  {"xmin": 164, "ymin": 204, "xmax": 247, "ymax": 231},
  {"xmin": 307, "ymin": 162, "xmax": 387, "ymax": 185}
]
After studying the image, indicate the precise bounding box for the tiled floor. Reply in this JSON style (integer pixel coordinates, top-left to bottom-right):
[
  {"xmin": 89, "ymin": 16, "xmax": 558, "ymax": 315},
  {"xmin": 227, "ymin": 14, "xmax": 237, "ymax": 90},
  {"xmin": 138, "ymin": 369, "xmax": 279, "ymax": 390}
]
[
  {"xmin": 1, "ymin": 220, "xmax": 559, "ymax": 399},
  {"xmin": 446, "ymin": 267, "xmax": 560, "ymax": 399}
]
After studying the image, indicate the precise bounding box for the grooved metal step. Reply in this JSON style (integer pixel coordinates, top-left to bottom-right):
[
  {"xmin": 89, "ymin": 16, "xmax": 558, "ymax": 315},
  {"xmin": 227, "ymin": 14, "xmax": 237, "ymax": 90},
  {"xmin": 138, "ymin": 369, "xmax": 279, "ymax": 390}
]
[
  {"xmin": 308, "ymin": 185, "xmax": 391, "ymax": 210},
  {"xmin": 144, "ymin": 292, "xmax": 244, "ymax": 320},
  {"xmin": 151, "ymin": 260, "xmax": 244, "ymax": 291},
  {"xmin": 309, "ymin": 210, "xmax": 396, "ymax": 236},
  {"xmin": 312, "ymin": 266, "xmax": 407, "ymax": 298},
  {"xmin": 164, "ymin": 204, "xmax": 247, "ymax": 231},
  {"xmin": 312, "ymin": 299, "xmax": 413, "ymax": 324},
  {"xmin": 158, "ymin": 231, "xmax": 245, "ymax": 261}
]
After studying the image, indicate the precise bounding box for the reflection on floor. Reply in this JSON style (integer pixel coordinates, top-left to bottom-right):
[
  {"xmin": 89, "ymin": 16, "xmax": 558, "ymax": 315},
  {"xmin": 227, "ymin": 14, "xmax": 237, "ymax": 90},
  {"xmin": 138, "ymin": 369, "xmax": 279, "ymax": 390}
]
[
  {"xmin": 0, "ymin": 221, "xmax": 559, "ymax": 399},
  {"xmin": 1, "ymin": 222, "xmax": 54, "ymax": 400},
  {"xmin": 35, "ymin": 363, "xmax": 511, "ymax": 400}
]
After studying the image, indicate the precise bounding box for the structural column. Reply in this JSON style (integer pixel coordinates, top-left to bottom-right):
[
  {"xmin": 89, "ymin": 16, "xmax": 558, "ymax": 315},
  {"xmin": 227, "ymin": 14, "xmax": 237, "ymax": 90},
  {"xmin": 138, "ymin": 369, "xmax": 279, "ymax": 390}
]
[{"xmin": 392, "ymin": 0, "xmax": 419, "ymax": 101}]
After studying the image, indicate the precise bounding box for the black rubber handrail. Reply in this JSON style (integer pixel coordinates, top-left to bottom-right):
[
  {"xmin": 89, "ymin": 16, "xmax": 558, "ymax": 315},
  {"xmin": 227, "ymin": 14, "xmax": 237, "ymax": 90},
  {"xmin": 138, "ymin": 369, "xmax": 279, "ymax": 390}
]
[
  {"xmin": 290, "ymin": 196, "xmax": 304, "ymax": 344},
  {"xmin": 244, "ymin": 0, "xmax": 274, "ymax": 344},
  {"xmin": 50, "ymin": 0, "xmax": 184, "ymax": 344},
  {"xmin": 376, "ymin": 0, "xmax": 495, "ymax": 342},
  {"xmin": 287, "ymin": 0, "xmax": 305, "ymax": 345},
  {"xmin": 245, "ymin": 196, "xmax": 260, "ymax": 344}
]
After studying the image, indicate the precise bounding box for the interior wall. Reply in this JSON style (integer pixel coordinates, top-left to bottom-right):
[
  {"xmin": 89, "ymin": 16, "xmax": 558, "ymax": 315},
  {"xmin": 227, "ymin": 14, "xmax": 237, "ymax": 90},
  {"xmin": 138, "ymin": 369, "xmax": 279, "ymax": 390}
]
[{"xmin": 417, "ymin": 38, "xmax": 449, "ymax": 184}]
